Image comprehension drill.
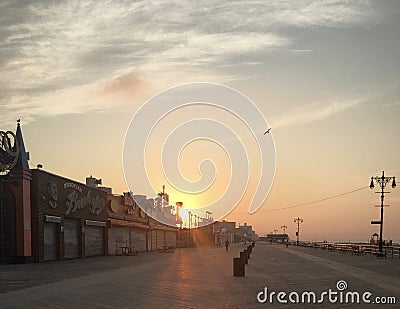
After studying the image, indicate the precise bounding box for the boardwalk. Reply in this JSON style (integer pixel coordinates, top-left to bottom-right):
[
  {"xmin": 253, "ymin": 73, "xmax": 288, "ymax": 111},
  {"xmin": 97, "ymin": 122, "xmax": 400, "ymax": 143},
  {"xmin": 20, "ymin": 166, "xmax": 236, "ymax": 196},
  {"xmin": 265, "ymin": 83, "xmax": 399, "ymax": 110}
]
[{"xmin": 0, "ymin": 243, "xmax": 399, "ymax": 308}]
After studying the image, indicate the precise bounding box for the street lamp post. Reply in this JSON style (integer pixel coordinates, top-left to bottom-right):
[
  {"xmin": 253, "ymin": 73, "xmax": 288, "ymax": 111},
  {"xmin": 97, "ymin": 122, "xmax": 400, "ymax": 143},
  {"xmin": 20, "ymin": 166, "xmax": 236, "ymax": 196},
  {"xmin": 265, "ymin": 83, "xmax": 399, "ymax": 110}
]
[
  {"xmin": 281, "ymin": 225, "xmax": 287, "ymax": 234},
  {"xmin": 188, "ymin": 210, "xmax": 191, "ymax": 247},
  {"xmin": 294, "ymin": 217, "xmax": 303, "ymax": 245},
  {"xmin": 369, "ymin": 171, "xmax": 396, "ymax": 256}
]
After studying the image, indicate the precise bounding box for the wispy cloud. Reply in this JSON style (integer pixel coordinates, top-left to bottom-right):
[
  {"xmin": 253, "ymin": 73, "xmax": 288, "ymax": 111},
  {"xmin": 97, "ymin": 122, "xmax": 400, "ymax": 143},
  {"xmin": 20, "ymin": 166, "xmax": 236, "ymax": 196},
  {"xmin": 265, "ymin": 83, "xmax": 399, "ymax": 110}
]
[
  {"xmin": 0, "ymin": 0, "xmax": 374, "ymax": 125},
  {"xmin": 100, "ymin": 70, "xmax": 147, "ymax": 99},
  {"xmin": 270, "ymin": 99, "xmax": 363, "ymax": 129}
]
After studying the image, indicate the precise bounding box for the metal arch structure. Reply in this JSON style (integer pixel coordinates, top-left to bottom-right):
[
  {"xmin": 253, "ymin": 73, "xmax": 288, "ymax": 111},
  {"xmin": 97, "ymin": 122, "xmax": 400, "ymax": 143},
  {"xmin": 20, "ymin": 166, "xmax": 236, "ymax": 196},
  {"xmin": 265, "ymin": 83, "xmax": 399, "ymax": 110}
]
[
  {"xmin": 0, "ymin": 131, "xmax": 20, "ymax": 175},
  {"xmin": 0, "ymin": 128, "xmax": 20, "ymax": 263}
]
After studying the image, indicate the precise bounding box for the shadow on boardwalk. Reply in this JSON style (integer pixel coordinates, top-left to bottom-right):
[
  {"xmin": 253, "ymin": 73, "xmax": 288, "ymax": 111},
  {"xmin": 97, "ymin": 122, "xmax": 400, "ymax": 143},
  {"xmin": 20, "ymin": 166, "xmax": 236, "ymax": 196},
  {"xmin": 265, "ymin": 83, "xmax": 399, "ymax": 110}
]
[{"xmin": 0, "ymin": 243, "xmax": 398, "ymax": 308}]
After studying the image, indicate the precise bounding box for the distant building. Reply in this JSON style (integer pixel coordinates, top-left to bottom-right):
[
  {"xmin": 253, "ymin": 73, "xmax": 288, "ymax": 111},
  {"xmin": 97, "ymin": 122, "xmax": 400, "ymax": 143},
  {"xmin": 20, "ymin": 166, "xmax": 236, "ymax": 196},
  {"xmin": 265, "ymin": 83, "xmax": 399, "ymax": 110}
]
[
  {"xmin": 148, "ymin": 218, "xmax": 178, "ymax": 251},
  {"xmin": 213, "ymin": 220, "xmax": 235, "ymax": 245},
  {"xmin": 177, "ymin": 224, "xmax": 214, "ymax": 247},
  {"xmin": 133, "ymin": 190, "xmax": 179, "ymax": 250},
  {"xmin": 176, "ymin": 220, "xmax": 261, "ymax": 247},
  {"xmin": 107, "ymin": 192, "xmax": 149, "ymax": 254},
  {"xmin": 260, "ymin": 233, "xmax": 289, "ymax": 243},
  {"xmin": 236, "ymin": 223, "xmax": 258, "ymax": 242}
]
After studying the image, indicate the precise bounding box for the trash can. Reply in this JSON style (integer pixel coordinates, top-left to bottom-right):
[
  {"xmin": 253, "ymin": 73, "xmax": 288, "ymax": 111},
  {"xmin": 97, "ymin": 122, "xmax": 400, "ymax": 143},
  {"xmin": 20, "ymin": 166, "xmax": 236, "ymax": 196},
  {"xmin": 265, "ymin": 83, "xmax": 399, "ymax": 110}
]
[
  {"xmin": 240, "ymin": 251, "xmax": 245, "ymax": 262},
  {"xmin": 244, "ymin": 249, "xmax": 249, "ymax": 264},
  {"xmin": 233, "ymin": 257, "xmax": 245, "ymax": 276}
]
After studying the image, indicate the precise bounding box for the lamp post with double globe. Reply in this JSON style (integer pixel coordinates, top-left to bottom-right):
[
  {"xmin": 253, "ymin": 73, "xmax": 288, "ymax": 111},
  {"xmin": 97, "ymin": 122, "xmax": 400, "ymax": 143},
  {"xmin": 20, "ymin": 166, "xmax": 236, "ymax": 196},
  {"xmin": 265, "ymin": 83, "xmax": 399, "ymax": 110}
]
[{"xmin": 369, "ymin": 171, "xmax": 396, "ymax": 256}]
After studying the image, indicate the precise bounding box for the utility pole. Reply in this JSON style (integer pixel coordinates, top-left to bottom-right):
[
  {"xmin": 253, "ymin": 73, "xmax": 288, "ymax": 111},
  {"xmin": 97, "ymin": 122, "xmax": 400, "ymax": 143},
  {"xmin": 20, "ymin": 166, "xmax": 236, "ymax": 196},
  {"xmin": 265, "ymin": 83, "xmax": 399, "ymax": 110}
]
[
  {"xmin": 294, "ymin": 217, "xmax": 303, "ymax": 245},
  {"xmin": 281, "ymin": 225, "xmax": 287, "ymax": 234},
  {"xmin": 370, "ymin": 171, "xmax": 396, "ymax": 256}
]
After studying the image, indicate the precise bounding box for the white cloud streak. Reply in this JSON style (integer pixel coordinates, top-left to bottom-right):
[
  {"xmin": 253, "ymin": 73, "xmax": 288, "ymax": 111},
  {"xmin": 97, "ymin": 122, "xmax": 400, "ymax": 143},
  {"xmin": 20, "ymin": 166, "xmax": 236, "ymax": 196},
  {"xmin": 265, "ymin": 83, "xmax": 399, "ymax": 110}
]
[
  {"xmin": 0, "ymin": 0, "xmax": 374, "ymax": 125},
  {"xmin": 270, "ymin": 99, "xmax": 363, "ymax": 129}
]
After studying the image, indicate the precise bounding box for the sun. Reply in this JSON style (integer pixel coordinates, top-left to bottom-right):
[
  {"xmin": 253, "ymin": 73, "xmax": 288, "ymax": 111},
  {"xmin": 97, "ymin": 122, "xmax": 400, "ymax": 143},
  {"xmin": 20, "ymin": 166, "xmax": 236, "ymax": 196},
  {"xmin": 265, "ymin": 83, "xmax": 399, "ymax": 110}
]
[{"xmin": 179, "ymin": 208, "xmax": 189, "ymax": 220}]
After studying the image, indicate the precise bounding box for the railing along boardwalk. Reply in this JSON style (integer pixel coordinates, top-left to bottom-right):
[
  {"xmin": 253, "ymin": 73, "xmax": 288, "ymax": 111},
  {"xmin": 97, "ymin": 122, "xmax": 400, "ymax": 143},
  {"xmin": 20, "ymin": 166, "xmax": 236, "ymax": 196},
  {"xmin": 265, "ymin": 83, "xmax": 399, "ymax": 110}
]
[{"xmin": 287, "ymin": 241, "xmax": 400, "ymax": 259}]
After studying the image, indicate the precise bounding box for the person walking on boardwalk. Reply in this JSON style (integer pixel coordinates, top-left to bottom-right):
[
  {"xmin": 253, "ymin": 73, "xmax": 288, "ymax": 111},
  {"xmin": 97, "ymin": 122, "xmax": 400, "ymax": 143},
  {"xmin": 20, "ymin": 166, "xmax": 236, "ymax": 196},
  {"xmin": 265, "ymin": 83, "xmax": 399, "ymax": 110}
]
[{"xmin": 225, "ymin": 240, "xmax": 229, "ymax": 251}]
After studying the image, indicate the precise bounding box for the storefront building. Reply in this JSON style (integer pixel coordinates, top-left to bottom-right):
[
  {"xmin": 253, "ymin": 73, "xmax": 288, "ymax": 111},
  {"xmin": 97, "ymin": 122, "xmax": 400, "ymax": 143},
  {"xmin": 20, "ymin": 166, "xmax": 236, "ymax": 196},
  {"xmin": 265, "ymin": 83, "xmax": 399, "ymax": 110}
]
[
  {"xmin": 133, "ymin": 193, "xmax": 178, "ymax": 251},
  {"xmin": 107, "ymin": 192, "xmax": 149, "ymax": 254},
  {"xmin": 30, "ymin": 169, "xmax": 108, "ymax": 262},
  {"xmin": 148, "ymin": 219, "xmax": 177, "ymax": 251},
  {"xmin": 1, "ymin": 122, "xmax": 176, "ymax": 263}
]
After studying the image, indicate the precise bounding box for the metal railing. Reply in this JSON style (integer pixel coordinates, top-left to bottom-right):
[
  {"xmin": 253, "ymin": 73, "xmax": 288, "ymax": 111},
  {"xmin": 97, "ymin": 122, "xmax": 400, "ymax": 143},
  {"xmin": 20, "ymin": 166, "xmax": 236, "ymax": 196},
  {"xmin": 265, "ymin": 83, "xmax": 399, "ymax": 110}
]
[{"xmin": 293, "ymin": 241, "xmax": 400, "ymax": 259}]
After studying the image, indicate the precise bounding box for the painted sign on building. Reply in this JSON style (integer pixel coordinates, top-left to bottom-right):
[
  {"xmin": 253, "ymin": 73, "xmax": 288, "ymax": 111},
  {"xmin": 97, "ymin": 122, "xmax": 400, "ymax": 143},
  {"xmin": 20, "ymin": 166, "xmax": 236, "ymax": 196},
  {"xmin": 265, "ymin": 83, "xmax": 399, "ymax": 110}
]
[{"xmin": 35, "ymin": 170, "xmax": 107, "ymax": 219}]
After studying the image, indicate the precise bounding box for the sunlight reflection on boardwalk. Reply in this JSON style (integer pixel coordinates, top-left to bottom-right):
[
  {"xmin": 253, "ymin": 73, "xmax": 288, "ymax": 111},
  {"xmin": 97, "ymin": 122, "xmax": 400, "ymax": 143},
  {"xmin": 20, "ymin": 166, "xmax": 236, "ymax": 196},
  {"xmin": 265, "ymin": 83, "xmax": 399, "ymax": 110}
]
[{"xmin": 0, "ymin": 243, "xmax": 399, "ymax": 308}]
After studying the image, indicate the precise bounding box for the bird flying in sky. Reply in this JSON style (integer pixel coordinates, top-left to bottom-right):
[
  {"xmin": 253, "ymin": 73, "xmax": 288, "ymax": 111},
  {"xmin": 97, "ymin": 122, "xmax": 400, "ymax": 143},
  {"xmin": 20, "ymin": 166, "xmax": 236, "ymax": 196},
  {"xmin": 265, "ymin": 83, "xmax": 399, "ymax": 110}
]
[{"xmin": 264, "ymin": 128, "xmax": 271, "ymax": 135}]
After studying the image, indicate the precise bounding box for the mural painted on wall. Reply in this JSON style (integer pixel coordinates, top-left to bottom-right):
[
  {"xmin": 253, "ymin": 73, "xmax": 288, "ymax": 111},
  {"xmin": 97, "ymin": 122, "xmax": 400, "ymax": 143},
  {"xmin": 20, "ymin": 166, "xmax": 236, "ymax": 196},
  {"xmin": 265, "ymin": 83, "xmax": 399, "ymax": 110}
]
[
  {"xmin": 35, "ymin": 170, "xmax": 107, "ymax": 221},
  {"xmin": 46, "ymin": 181, "xmax": 58, "ymax": 209}
]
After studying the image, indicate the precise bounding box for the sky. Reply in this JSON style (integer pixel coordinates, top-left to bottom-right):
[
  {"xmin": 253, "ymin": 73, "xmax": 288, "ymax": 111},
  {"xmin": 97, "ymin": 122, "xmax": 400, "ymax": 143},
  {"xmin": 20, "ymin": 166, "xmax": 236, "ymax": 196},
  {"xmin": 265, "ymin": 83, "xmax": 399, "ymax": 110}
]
[{"xmin": 1, "ymin": 0, "xmax": 399, "ymax": 241}]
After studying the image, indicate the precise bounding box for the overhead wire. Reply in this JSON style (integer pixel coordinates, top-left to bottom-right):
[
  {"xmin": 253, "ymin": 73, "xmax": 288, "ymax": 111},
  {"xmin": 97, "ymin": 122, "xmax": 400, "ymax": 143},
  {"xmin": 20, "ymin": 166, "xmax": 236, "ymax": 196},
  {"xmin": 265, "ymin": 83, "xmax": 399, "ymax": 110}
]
[{"xmin": 229, "ymin": 186, "xmax": 369, "ymax": 215}]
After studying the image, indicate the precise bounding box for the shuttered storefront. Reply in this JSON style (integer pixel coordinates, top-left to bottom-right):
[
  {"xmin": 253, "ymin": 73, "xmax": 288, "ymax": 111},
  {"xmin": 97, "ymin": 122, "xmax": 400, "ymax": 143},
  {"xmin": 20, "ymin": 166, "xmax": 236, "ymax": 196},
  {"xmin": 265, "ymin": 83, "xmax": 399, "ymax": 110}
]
[
  {"xmin": 63, "ymin": 218, "xmax": 80, "ymax": 259},
  {"xmin": 108, "ymin": 227, "xmax": 129, "ymax": 255},
  {"xmin": 151, "ymin": 230, "xmax": 157, "ymax": 251},
  {"xmin": 43, "ymin": 222, "xmax": 58, "ymax": 261},
  {"xmin": 156, "ymin": 230, "xmax": 165, "ymax": 250},
  {"xmin": 165, "ymin": 231, "xmax": 176, "ymax": 247},
  {"xmin": 85, "ymin": 224, "xmax": 104, "ymax": 257},
  {"xmin": 130, "ymin": 229, "xmax": 147, "ymax": 252}
]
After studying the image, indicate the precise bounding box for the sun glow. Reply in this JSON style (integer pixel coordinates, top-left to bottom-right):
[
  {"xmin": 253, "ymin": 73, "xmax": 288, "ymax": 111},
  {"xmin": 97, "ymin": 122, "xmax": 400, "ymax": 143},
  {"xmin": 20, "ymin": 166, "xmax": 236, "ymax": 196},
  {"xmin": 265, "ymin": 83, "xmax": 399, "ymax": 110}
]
[{"xmin": 179, "ymin": 208, "xmax": 189, "ymax": 220}]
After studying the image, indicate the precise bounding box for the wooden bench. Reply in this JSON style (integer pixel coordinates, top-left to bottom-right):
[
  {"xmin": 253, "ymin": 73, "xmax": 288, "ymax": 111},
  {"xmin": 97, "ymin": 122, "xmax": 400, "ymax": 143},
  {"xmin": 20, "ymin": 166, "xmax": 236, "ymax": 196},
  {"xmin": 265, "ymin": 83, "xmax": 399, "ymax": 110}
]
[
  {"xmin": 158, "ymin": 245, "xmax": 175, "ymax": 253},
  {"xmin": 118, "ymin": 246, "xmax": 138, "ymax": 256}
]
